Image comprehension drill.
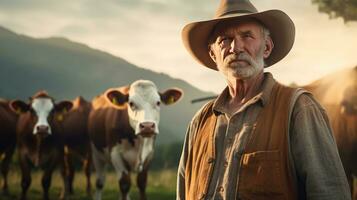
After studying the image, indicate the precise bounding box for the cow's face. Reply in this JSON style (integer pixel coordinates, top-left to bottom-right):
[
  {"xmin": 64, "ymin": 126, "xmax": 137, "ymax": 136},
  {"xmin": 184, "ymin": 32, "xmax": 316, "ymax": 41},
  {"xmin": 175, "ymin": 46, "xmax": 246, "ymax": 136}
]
[
  {"xmin": 341, "ymin": 86, "xmax": 357, "ymax": 116},
  {"xmin": 10, "ymin": 97, "xmax": 73, "ymax": 136},
  {"xmin": 32, "ymin": 98, "xmax": 55, "ymax": 134},
  {"xmin": 106, "ymin": 80, "xmax": 183, "ymax": 137}
]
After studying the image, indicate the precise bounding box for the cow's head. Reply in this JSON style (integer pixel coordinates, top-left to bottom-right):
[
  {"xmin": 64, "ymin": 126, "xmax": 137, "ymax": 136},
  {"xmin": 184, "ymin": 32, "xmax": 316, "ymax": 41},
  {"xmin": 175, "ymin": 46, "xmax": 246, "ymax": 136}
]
[
  {"xmin": 10, "ymin": 91, "xmax": 73, "ymax": 136},
  {"xmin": 340, "ymin": 85, "xmax": 357, "ymax": 116},
  {"xmin": 106, "ymin": 80, "xmax": 183, "ymax": 137}
]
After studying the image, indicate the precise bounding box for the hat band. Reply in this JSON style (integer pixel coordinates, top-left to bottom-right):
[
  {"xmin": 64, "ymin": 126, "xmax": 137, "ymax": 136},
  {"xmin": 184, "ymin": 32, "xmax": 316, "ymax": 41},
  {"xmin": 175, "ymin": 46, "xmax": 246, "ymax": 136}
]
[{"xmin": 216, "ymin": 10, "xmax": 255, "ymax": 18}]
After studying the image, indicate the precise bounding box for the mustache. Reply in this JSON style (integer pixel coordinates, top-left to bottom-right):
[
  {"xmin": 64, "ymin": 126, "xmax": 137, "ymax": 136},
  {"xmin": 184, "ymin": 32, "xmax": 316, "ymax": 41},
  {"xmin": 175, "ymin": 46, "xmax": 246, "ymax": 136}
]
[{"xmin": 226, "ymin": 52, "xmax": 254, "ymax": 64}]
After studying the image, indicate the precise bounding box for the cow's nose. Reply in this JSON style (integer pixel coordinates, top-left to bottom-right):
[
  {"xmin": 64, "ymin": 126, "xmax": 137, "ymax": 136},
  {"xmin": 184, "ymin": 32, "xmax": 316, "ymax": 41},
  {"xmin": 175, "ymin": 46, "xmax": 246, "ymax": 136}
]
[
  {"xmin": 139, "ymin": 122, "xmax": 156, "ymax": 137},
  {"xmin": 139, "ymin": 122, "xmax": 155, "ymax": 130},
  {"xmin": 36, "ymin": 125, "xmax": 49, "ymax": 133}
]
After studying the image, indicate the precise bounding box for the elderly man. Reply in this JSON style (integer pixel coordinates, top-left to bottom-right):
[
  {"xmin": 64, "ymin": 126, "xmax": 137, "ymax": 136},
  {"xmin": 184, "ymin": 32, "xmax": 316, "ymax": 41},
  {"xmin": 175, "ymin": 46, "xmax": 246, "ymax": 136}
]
[{"xmin": 177, "ymin": 0, "xmax": 351, "ymax": 200}]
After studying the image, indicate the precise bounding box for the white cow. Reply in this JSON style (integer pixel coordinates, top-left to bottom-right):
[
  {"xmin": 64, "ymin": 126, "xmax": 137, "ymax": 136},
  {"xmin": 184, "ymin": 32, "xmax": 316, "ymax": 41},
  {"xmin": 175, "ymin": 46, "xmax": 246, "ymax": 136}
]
[{"xmin": 88, "ymin": 80, "xmax": 183, "ymax": 200}]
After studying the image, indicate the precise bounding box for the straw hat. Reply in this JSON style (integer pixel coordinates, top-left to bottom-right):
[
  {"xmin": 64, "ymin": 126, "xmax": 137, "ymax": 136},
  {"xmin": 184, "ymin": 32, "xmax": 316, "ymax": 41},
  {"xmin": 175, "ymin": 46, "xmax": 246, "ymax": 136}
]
[{"xmin": 182, "ymin": 0, "xmax": 295, "ymax": 70}]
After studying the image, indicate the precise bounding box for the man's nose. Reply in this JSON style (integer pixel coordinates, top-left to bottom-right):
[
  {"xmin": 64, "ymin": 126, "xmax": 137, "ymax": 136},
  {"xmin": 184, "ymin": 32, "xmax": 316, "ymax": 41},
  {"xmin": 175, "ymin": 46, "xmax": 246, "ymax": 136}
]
[{"xmin": 230, "ymin": 37, "xmax": 244, "ymax": 53}]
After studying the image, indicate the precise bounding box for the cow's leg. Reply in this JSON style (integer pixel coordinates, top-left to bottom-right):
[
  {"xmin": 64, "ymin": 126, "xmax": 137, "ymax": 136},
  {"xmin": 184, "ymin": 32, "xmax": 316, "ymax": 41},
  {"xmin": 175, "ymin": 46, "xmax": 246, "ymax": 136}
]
[
  {"xmin": 19, "ymin": 154, "xmax": 31, "ymax": 200},
  {"xmin": 42, "ymin": 163, "xmax": 56, "ymax": 200},
  {"xmin": 60, "ymin": 149, "xmax": 74, "ymax": 200},
  {"xmin": 110, "ymin": 145, "xmax": 130, "ymax": 200},
  {"xmin": 67, "ymin": 155, "xmax": 75, "ymax": 195},
  {"xmin": 83, "ymin": 152, "xmax": 92, "ymax": 196},
  {"xmin": 1, "ymin": 147, "xmax": 15, "ymax": 195},
  {"xmin": 137, "ymin": 167, "xmax": 149, "ymax": 200},
  {"xmin": 119, "ymin": 172, "xmax": 131, "ymax": 200},
  {"xmin": 92, "ymin": 143, "xmax": 107, "ymax": 200}
]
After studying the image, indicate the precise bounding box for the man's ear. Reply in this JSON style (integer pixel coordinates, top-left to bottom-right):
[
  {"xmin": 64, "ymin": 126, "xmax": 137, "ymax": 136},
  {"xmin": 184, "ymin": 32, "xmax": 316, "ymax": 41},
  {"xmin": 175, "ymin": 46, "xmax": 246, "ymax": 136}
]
[
  {"xmin": 106, "ymin": 89, "xmax": 129, "ymax": 107},
  {"xmin": 208, "ymin": 47, "xmax": 217, "ymax": 63},
  {"xmin": 10, "ymin": 100, "xmax": 30, "ymax": 114},
  {"xmin": 263, "ymin": 36, "xmax": 274, "ymax": 59},
  {"xmin": 160, "ymin": 88, "xmax": 183, "ymax": 105}
]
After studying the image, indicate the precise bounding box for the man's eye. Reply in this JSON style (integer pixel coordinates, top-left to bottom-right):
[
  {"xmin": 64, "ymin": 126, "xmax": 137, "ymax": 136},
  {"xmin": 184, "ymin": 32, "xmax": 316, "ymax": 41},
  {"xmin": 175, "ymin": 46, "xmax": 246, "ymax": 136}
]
[
  {"xmin": 243, "ymin": 33, "xmax": 252, "ymax": 38},
  {"xmin": 220, "ymin": 39, "xmax": 226, "ymax": 44},
  {"xmin": 219, "ymin": 38, "xmax": 230, "ymax": 44}
]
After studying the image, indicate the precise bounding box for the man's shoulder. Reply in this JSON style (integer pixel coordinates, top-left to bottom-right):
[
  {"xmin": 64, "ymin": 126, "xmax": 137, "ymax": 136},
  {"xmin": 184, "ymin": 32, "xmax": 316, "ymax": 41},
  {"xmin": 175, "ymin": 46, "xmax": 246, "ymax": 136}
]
[
  {"xmin": 186, "ymin": 100, "xmax": 216, "ymax": 142},
  {"xmin": 292, "ymin": 90, "xmax": 326, "ymax": 116},
  {"xmin": 191, "ymin": 100, "xmax": 215, "ymax": 122}
]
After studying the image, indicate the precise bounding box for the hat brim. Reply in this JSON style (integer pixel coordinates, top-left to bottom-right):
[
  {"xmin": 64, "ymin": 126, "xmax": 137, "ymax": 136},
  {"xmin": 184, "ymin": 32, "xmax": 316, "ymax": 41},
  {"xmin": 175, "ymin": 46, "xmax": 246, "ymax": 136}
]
[{"xmin": 182, "ymin": 9, "xmax": 295, "ymax": 70}]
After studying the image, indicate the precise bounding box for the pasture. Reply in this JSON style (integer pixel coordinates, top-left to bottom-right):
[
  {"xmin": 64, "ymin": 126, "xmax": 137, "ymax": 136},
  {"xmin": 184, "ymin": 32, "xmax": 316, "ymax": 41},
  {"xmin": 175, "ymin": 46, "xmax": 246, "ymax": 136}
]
[{"xmin": 0, "ymin": 168, "xmax": 177, "ymax": 200}]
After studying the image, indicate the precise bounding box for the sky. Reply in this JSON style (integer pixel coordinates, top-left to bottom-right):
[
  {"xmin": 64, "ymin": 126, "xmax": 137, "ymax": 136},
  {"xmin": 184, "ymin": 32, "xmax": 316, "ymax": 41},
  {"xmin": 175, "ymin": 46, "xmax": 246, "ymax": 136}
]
[{"xmin": 0, "ymin": 0, "xmax": 356, "ymax": 93}]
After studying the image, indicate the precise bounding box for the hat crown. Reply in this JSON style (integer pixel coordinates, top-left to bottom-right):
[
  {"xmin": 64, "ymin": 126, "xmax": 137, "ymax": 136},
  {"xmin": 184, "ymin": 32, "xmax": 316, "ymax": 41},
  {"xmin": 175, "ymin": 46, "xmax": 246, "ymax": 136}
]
[
  {"xmin": 182, "ymin": 0, "xmax": 295, "ymax": 70},
  {"xmin": 215, "ymin": 0, "xmax": 258, "ymax": 18}
]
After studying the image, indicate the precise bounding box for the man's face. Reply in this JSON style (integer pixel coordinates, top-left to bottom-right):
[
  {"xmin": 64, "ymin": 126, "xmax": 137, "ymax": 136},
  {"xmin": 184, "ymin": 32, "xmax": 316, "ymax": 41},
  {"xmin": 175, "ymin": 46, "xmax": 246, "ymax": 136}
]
[{"xmin": 209, "ymin": 20, "xmax": 273, "ymax": 80}]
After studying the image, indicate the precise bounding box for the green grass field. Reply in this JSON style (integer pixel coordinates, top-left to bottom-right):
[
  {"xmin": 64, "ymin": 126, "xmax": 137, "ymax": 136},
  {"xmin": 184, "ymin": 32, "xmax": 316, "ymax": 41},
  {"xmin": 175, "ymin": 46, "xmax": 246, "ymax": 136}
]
[{"xmin": 0, "ymin": 168, "xmax": 177, "ymax": 200}]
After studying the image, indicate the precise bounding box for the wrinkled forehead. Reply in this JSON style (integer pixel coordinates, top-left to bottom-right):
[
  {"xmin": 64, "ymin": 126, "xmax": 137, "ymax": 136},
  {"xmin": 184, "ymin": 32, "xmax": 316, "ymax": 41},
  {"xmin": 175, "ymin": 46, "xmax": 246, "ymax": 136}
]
[
  {"xmin": 31, "ymin": 98, "xmax": 54, "ymax": 112},
  {"xmin": 210, "ymin": 19, "xmax": 265, "ymax": 42},
  {"xmin": 129, "ymin": 81, "xmax": 160, "ymax": 102}
]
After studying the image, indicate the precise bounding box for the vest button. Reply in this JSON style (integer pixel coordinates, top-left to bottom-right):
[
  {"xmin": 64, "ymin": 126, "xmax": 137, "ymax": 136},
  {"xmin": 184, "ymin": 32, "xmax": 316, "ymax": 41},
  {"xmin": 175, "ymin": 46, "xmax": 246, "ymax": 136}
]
[
  {"xmin": 223, "ymin": 161, "xmax": 228, "ymax": 167},
  {"xmin": 207, "ymin": 157, "xmax": 215, "ymax": 164}
]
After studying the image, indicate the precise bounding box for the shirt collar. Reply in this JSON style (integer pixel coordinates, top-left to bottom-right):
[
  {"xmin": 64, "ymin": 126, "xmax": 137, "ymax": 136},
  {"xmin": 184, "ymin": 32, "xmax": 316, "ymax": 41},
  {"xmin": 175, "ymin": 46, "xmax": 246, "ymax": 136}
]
[{"xmin": 212, "ymin": 72, "xmax": 276, "ymax": 116}]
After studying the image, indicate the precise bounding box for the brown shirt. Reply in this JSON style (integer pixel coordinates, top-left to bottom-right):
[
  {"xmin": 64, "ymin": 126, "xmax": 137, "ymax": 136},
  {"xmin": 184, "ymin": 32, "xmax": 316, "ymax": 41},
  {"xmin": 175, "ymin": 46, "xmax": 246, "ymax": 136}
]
[{"xmin": 177, "ymin": 73, "xmax": 351, "ymax": 200}]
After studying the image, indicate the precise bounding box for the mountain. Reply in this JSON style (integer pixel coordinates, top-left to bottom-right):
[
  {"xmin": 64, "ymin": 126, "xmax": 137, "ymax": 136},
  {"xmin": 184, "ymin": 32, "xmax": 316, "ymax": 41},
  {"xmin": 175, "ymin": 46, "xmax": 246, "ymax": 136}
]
[{"xmin": 0, "ymin": 26, "xmax": 216, "ymax": 144}]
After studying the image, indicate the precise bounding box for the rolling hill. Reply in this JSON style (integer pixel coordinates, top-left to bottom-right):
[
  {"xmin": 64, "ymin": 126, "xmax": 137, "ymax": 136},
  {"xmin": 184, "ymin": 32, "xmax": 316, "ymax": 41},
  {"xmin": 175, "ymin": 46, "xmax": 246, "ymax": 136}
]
[{"xmin": 0, "ymin": 26, "xmax": 215, "ymax": 144}]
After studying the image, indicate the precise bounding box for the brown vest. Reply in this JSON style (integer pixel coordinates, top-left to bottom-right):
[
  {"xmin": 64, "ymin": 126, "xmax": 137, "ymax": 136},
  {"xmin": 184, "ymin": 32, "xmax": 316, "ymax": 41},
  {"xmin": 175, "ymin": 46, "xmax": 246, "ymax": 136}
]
[{"xmin": 185, "ymin": 83, "xmax": 301, "ymax": 200}]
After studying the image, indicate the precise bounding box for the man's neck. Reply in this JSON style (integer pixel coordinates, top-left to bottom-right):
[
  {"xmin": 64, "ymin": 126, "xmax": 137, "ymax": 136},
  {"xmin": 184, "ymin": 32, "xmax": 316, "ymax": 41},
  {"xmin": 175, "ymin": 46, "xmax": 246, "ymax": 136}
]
[{"xmin": 226, "ymin": 72, "xmax": 264, "ymax": 112}]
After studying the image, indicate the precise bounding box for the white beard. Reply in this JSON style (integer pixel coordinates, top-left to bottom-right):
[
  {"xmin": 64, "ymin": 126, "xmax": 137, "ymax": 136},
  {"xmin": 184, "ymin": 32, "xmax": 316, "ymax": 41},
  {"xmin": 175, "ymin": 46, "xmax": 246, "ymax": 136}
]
[{"xmin": 230, "ymin": 57, "xmax": 264, "ymax": 79}]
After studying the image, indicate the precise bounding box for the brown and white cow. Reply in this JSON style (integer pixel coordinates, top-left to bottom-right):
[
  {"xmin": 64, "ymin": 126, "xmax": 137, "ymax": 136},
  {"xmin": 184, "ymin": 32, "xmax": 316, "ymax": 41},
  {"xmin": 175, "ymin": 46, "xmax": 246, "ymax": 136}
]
[
  {"xmin": 10, "ymin": 91, "xmax": 73, "ymax": 200},
  {"xmin": 304, "ymin": 66, "xmax": 357, "ymax": 199},
  {"xmin": 0, "ymin": 98, "xmax": 18, "ymax": 195},
  {"xmin": 57, "ymin": 96, "xmax": 92, "ymax": 199},
  {"xmin": 88, "ymin": 80, "xmax": 183, "ymax": 200}
]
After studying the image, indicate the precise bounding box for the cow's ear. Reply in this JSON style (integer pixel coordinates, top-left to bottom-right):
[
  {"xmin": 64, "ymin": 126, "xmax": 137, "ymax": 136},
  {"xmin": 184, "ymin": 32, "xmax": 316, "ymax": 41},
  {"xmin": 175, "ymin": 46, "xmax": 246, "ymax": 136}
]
[
  {"xmin": 160, "ymin": 88, "xmax": 183, "ymax": 105},
  {"xmin": 10, "ymin": 100, "xmax": 30, "ymax": 114},
  {"xmin": 55, "ymin": 101, "xmax": 73, "ymax": 113},
  {"xmin": 106, "ymin": 89, "xmax": 129, "ymax": 107}
]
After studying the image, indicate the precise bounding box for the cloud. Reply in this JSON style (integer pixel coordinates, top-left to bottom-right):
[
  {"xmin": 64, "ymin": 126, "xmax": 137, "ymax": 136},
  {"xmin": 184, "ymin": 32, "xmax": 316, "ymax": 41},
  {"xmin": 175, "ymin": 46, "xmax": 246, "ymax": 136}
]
[{"xmin": 0, "ymin": 0, "xmax": 356, "ymax": 93}]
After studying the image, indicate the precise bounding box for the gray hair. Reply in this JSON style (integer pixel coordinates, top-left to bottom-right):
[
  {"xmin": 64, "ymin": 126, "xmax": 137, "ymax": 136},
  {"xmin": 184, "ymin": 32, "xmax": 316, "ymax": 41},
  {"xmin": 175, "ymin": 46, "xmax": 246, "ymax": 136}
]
[{"xmin": 261, "ymin": 25, "xmax": 271, "ymax": 40}]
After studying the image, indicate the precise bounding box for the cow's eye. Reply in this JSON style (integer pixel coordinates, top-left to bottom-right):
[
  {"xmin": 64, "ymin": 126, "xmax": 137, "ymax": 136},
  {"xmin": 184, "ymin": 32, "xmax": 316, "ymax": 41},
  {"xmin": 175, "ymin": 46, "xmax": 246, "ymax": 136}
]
[
  {"xmin": 30, "ymin": 108, "xmax": 37, "ymax": 115},
  {"xmin": 129, "ymin": 101, "xmax": 136, "ymax": 109},
  {"xmin": 156, "ymin": 101, "xmax": 161, "ymax": 107}
]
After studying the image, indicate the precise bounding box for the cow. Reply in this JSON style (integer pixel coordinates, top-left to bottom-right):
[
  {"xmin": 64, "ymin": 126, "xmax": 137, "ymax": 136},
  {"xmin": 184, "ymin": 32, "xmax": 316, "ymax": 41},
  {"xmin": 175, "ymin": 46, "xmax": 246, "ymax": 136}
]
[
  {"xmin": 10, "ymin": 91, "xmax": 73, "ymax": 200},
  {"xmin": 57, "ymin": 96, "xmax": 92, "ymax": 199},
  {"xmin": 0, "ymin": 98, "xmax": 18, "ymax": 195},
  {"xmin": 304, "ymin": 66, "xmax": 357, "ymax": 199},
  {"xmin": 88, "ymin": 80, "xmax": 183, "ymax": 200}
]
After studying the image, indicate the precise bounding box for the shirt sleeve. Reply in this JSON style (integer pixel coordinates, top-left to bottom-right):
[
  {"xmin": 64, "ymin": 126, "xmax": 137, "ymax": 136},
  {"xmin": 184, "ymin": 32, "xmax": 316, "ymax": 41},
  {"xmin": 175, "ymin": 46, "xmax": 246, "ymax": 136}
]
[
  {"xmin": 176, "ymin": 124, "xmax": 191, "ymax": 200},
  {"xmin": 290, "ymin": 93, "xmax": 351, "ymax": 200}
]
